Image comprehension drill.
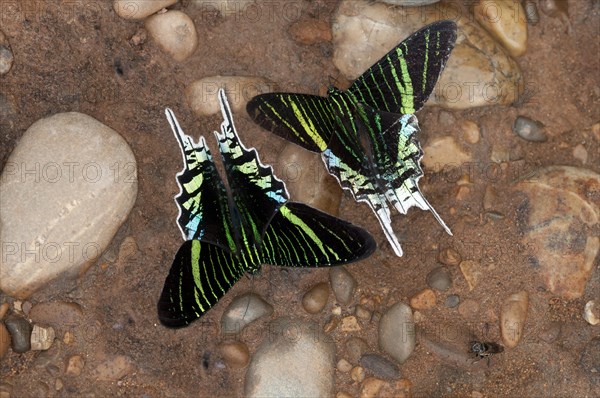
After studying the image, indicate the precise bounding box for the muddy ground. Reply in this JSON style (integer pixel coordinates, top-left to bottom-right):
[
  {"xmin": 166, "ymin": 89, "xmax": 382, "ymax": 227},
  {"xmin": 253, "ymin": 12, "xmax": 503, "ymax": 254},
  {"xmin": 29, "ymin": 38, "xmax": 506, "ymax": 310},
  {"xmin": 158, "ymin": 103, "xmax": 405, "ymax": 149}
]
[{"xmin": 0, "ymin": 0, "xmax": 599, "ymax": 397}]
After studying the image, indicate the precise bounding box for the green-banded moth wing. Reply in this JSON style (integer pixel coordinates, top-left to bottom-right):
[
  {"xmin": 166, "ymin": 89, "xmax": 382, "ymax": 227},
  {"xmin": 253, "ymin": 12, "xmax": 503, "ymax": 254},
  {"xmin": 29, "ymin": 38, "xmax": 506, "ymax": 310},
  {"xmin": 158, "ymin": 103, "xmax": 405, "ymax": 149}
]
[
  {"xmin": 348, "ymin": 20, "xmax": 458, "ymax": 115},
  {"xmin": 166, "ymin": 109, "xmax": 237, "ymax": 250},
  {"xmin": 261, "ymin": 201, "xmax": 376, "ymax": 267},
  {"xmin": 246, "ymin": 93, "xmax": 336, "ymax": 152},
  {"xmin": 322, "ymin": 105, "xmax": 451, "ymax": 257},
  {"xmin": 215, "ymin": 90, "xmax": 288, "ymax": 247},
  {"xmin": 361, "ymin": 105, "xmax": 452, "ymax": 234},
  {"xmin": 157, "ymin": 239, "xmax": 245, "ymax": 328},
  {"xmin": 159, "ymin": 89, "xmax": 376, "ymax": 327}
]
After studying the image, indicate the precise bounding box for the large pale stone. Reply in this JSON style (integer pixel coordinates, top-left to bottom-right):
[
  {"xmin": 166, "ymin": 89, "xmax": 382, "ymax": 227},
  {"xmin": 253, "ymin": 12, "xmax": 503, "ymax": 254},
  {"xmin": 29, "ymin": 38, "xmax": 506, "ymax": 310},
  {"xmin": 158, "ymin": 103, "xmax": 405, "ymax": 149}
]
[
  {"xmin": 500, "ymin": 290, "xmax": 528, "ymax": 348},
  {"xmin": 145, "ymin": 10, "xmax": 198, "ymax": 62},
  {"xmin": 474, "ymin": 0, "xmax": 528, "ymax": 57},
  {"xmin": 0, "ymin": 112, "xmax": 137, "ymax": 298},
  {"xmin": 114, "ymin": 0, "xmax": 178, "ymax": 20},
  {"xmin": 245, "ymin": 317, "xmax": 335, "ymax": 397},
  {"xmin": 514, "ymin": 166, "xmax": 599, "ymax": 299},
  {"xmin": 379, "ymin": 302, "xmax": 415, "ymax": 364},
  {"xmin": 331, "ymin": 0, "xmax": 524, "ymax": 109}
]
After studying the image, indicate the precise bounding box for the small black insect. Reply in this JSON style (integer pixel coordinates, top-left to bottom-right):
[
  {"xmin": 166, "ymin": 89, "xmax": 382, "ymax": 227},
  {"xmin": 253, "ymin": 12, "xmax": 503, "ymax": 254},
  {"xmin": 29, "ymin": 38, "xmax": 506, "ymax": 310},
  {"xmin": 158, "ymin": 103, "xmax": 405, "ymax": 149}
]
[{"xmin": 469, "ymin": 341, "xmax": 504, "ymax": 365}]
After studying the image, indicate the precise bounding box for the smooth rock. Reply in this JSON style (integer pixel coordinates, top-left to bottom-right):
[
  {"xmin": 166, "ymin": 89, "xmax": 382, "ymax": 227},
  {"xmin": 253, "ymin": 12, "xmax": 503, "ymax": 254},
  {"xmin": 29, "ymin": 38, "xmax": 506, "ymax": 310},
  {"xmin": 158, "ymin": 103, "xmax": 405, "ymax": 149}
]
[
  {"xmin": 523, "ymin": 0, "xmax": 540, "ymax": 25},
  {"xmin": 186, "ymin": 75, "xmax": 274, "ymax": 116},
  {"xmin": 583, "ymin": 300, "xmax": 599, "ymax": 326},
  {"xmin": 426, "ymin": 266, "xmax": 452, "ymax": 291},
  {"xmin": 219, "ymin": 340, "xmax": 250, "ymax": 368},
  {"xmin": 289, "ymin": 18, "xmax": 332, "ymax": 45},
  {"xmin": 0, "ymin": 303, "xmax": 8, "ymax": 319},
  {"xmin": 500, "ymin": 290, "xmax": 528, "ymax": 348},
  {"xmin": 114, "ymin": 0, "xmax": 177, "ymax": 20},
  {"xmin": 379, "ymin": 302, "xmax": 415, "ymax": 364},
  {"xmin": 573, "ymin": 144, "xmax": 588, "ymax": 164},
  {"xmin": 337, "ymin": 358, "xmax": 352, "ymax": 372},
  {"xmin": 351, "ymin": 366, "xmax": 366, "ymax": 382},
  {"xmin": 409, "ymin": 288, "xmax": 437, "ymax": 310},
  {"xmin": 29, "ymin": 301, "xmax": 83, "ymax": 331},
  {"xmin": 221, "ymin": 293, "xmax": 273, "ymax": 334},
  {"xmin": 244, "ymin": 317, "xmax": 335, "ymax": 397},
  {"xmin": 539, "ymin": 0, "xmax": 568, "ymax": 18},
  {"xmin": 337, "ymin": 392, "xmax": 353, "ymax": 398},
  {"xmin": 420, "ymin": 333, "xmax": 479, "ymax": 370},
  {"xmin": 460, "ymin": 120, "xmax": 480, "ymax": 144},
  {"xmin": 359, "ymin": 354, "xmax": 400, "ymax": 380},
  {"xmin": 0, "ymin": 29, "xmax": 14, "ymax": 75},
  {"xmin": 30, "ymin": 325, "xmax": 55, "ymax": 351},
  {"xmin": 438, "ymin": 247, "xmax": 462, "ymax": 266},
  {"xmin": 0, "ymin": 322, "xmax": 10, "ymax": 359},
  {"xmin": 145, "ymin": 10, "xmax": 198, "ymax": 62},
  {"xmin": 65, "ymin": 355, "xmax": 85, "ymax": 376},
  {"xmin": 422, "ymin": 136, "xmax": 471, "ymax": 171},
  {"xmin": 4, "ymin": 315, "xmax": 32, "ymax": 353},
  {"xmin": 514, "ymin": 166, "xmax": 599, "ymax": 299},
  {"xmin": 473, "ymin": 0, "xmax": 528, "ymax": 57},
  {"xmin": 360, "ymin": 377, "xmax": 385, "ymax": 397},
  {"xmin": 276, "ymin": 143, "xmax": 343, "ymax": 215},
  {"xmin": 0, "ymin": 112, "xmax": 137, "ymax": 298},
  {"xmin": 331, "ymin": 1, "xmax": 524, "ymax": 109},
  {"xmin": 459, "ymin": 260, "xmax": 482, "ymax": 291},
  {"xmin": 445, "ymin": 294, "xmax": 460, "ymax": 308},
  {"xmin": 330, "ymin": 267, "xmax": 357, "ymax": 305},
  {"xmin": 302, "ymin": 282, "xmax": 330, "ymax": 314},
  {"xmin": 346, "ymin": 336, "xmax": 369, "ymax": 364},
  {"xmin": 93, "ymin": 355, "xmax": 135, "ymax": 381},
  {"xmin": 513, "ymin": 116, "xmax": 547, "ymax": 142},
  {"xmin": 355, "ymin": 304, "xmax": 371, "ymax": 320}
]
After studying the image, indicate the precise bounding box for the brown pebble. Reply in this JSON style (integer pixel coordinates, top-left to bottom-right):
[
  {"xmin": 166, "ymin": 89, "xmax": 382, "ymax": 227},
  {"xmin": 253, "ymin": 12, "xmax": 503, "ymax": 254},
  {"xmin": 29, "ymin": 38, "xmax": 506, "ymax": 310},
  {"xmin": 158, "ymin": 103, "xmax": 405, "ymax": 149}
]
[
  {"xmin": 337, "ymin": 358, "xmax": 352, "ymax": 372},
  {"xmin": 341, "ymin": 316, "xmax": 361, "ymax": 332},
  {"xmin": 324, "ymin": 316, "xmax": 339, "ymax": 333},
  {"xmin": 355, "ymin": 305, "xmax": 371, "ymax": 320},
  {"xmin": 302, "ymin": 282, "xmax": 329, "ymax": 314},
  {"xmin": 438, "ymin": 247, "xmax": 461, "ymax": 266},
  {"xmin": 289, "ymin": 17, "xmax": 332, "ymax": 45},
  {"xmin": 219, "ymin": 341, "xmax": 250, "ymax": 368},
  {"xmin": 0, "ymin": 322, "xmax": 10, "ymax": 359},
  {"xmin": 459, "ymin": 260, "xmax": 482, "ymax": 291},
  {"xmin": 351, "ymin": 366, "xmax": 366, "ymax": 382},
  {"xmin": 0, "ymin": 303, "xmax": 8, "ymax": 320},
  {"xmin": 461, "ymin": 120, "xmax": 480, "ymax": 144},
  {"xmin": 66, "ymin": 355, "xmax": 85, "ymax": 376},
  {"xmin": 458, "ymin": 299, "xmax": 480, "ymax": 321},
  {"xmin": 63, "ymin": 331, "xmax": 75, "ymax": 345},
  {"xmin": 360, "ymin": 377, "xmax": 384, "ymax": 397},
  {"xmin": 346, "ymin": 337, "xmax": 368, "ymax": 364},
  {"xmin": 409, "ymin": 289, "xmax": 437, "ymax": 310},
  {"xmin": 337, "ymin": 392, "xmax": 353, "ymax": 398}
]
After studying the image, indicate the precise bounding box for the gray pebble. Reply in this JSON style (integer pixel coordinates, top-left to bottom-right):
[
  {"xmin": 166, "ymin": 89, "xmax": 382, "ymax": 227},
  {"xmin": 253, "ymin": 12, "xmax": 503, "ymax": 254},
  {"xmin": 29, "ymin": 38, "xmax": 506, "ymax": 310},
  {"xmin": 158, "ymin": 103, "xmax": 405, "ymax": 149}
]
[
  {"xmin": 221, "ymin": 293, "xmax": 273, "ymax": 334},
  {"xmin": 5, "ymin": 314, "xmax": 32, "ymax": 353},
  {"xmin": 513, "ymin": 116, "xmax": 547, "ymax": 142},
  {"xmin": 345, "ymin": 336, "xmax": 368, "ymax": 364},
  {"xmin": 445, "ymin": 295, "xmax": 460, "ymax": 308},
  {"xmin": 426, "ymin": 267, "xmax": 452, "ymax": 291},
  {"xmin": 0, "ymin": 45, "xmax": 13, "ymax": 75},
  {"xmin": 329, "ymin": 267, "xmax": 357, "ymax": 305},
  {"xmin": 524, "ymin": 0, "xmax": 540, "ymax": 25},
  {"xmin": 359, "ymin": 353, "xmax": 400, "ymax": 380},
  {"xmin": 379, "ymin": 302, "xmax": 415, "ymax": 364}
]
